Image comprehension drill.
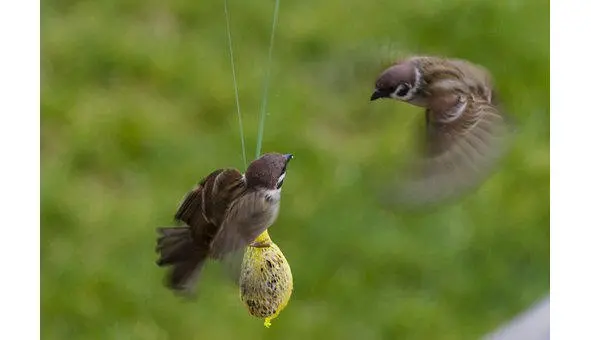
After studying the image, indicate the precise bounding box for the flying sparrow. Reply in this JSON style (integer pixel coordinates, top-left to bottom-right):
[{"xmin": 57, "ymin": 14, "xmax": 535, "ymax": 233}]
[
  {"xmin": 156, "ymin": 152, "xmax": 294, "ymax": 294},
  {"xmin": 370, "ymin": 56, "xmax": 513, "ymax": 208}
]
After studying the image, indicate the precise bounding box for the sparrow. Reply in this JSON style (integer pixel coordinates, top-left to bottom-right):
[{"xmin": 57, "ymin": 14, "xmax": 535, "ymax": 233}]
[
  {"xmin": 370, "ymin": 56, "xmax": 514, "ymax": 208},
  {"xmin": 155, "ymin": 152, "xmax": 294, "ymax": 294}
]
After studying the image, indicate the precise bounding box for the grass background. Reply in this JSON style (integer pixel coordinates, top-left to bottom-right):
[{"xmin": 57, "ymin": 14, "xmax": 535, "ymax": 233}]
[{"xmin": 41, "ymin": 0, "xmax": 549, "ymax": 339}]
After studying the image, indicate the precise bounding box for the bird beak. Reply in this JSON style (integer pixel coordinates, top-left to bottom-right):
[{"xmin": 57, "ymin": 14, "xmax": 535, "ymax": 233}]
[
  {"xmin": 283, "ymin": 154, "xmax": 294, "ymax": 163},
  {"xmin": 370, "ymin": 89, "xmax": 387, "ymax": 101}
]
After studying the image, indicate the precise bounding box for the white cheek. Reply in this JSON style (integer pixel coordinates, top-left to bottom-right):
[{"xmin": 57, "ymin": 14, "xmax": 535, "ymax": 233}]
[
  {"xmin": 277, "ymin": 173, "xmax": 286, "ymax": 185},
  {"xmin": 403, "ymin": 67, "xmax": 422, "ymax": 100},
  {"xmin": 414, "ymin": 66, "xmax": 421, "ymax": 86},
  {"xmin": 391, "ymin": 67, "xmax": 422, "ymax": 101},
  {"xmin": 264, "ymin": 189, "xmax": 282, "ymax": 201}
]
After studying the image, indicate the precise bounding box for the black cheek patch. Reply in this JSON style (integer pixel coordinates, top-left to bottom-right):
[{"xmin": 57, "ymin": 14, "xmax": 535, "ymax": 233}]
[{"xmin": 395, "ymin": 84, "xmax": 410, "ymax": 97}]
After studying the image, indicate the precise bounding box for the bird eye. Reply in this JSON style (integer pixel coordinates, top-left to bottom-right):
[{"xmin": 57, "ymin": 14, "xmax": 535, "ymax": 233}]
[{"xmin": 395, "ymin": 83, "xmax": 411, "ymax": 97}]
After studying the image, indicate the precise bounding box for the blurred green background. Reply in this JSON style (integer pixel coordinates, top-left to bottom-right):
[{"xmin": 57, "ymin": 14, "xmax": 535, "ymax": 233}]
[{"xmin": 41, "ymin": 0, "xmax": 549, "ymax": 339}]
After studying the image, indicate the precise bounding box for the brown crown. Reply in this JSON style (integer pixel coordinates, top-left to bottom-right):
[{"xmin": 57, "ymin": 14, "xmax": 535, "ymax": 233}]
[
  {"xmin": 375, "ymin": 61, "xmax": 416, "ymax": 92},
  {"xmin": 245, "ymin": 153, "xmax": 293, "ymax": 189}
]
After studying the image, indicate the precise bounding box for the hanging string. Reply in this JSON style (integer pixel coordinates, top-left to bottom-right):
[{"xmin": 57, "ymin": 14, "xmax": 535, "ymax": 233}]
[
  {"xmin": 224, "ymin": 0, "xmax": 247, "ymax": 170},
  {"xmin": 255, "ymin": 0, "xmax": 281, "ymax": 159}
]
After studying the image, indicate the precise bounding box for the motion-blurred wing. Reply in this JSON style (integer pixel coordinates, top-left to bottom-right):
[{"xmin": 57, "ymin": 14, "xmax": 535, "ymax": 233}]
[
  {"xmin": 383, "ymin": 92, "xmax": 514, "ymax": 209},
  {"xmin": 209, "ymin": 191, "xmax": 277, "ymax": 260},
  {"xmin": 448, "ymin": 58, "xmax": 495, "ymax": 102}
]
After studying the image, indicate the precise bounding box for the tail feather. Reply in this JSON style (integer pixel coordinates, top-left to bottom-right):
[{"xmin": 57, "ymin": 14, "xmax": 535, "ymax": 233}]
[
  {"xmin": 156, "ymin": 227, "xmax": 191, "ymax": 257},
  {"xmin": 168, "ymin": 260, "xmax": 206, "ymax": 294},
  {"xmin": 156, "ymin": 225, "xmax": 208, "ymax": 294}
]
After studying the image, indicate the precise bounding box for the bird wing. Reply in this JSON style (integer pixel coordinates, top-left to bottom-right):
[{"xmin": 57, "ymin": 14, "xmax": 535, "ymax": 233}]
[
  {"xmin": 157, "ymin": 168, "xmax": 246, "ymax": 295},
  {"xmin": 174, "ymin": 168, "xmax": 245, "ymax": 245},
  {"xmin": 447, "ymin": 59, "xmax": 495, "ymax": 102},
  {"xmin": 200, "ymin": 169, "xmax": 246, "ymax": 226},
  {"xmin": 384, "ymin": 90, "xmax": 514, "ymax": 208},
  {"xmin": 174, "ymin": 169, "xmax": 224, "ymax": 226},
  {"xmin": 209, "ymin": 190, "xmax": 278, "ymax": 260}
]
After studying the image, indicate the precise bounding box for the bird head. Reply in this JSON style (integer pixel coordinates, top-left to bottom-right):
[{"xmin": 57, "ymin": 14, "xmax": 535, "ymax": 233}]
[
  {"xmin": 245, "ymin": 153, "xmax": 293, "ymax": 190},
  {"xmin": 370, "ymin": 61, "xmax": 421, "ymax": 102}
]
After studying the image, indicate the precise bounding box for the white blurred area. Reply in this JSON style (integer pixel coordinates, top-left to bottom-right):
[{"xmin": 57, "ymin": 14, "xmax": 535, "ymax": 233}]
[{"xmin": 484, "ymin": 296, "xmax": 549, "ymax": 340}]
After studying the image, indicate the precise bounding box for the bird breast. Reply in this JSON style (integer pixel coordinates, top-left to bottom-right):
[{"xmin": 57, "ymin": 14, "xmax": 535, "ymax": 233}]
[
  {"xmin": 262, "ymin": 189, "xmax": 281, "ymax": 224},
  {"xmin": 264, "ymin": 188, "xmax": 281, "ymax": 203}
]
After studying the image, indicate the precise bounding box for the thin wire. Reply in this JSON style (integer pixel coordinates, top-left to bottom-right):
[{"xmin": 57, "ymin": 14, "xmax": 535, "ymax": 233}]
[
  {"xmin": 255, "ymin": 0, "xmax": 281, "ymax": 159},
  {"xmin": 224, "ymin": 0, "xmax": 247, "ymax": 169}
]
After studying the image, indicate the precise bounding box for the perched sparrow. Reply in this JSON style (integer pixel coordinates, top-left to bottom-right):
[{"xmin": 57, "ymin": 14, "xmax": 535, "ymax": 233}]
[
  {"xmin": 370, "ymin": 56, "xmax": 513, "ymax": 208},
  {"xmin": 156, "ymin": 152, "xmax": 294, "ymax": 294}
]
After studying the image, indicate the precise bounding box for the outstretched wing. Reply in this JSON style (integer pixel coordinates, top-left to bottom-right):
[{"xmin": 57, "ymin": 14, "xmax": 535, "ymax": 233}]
[
  {"xmin": 173, "ymin": 168, "xmax": 246, "ymax": 256},
  {"xmin": 174, "ymin": 169, "xmax": 224, "ymax": 226},
  {"xmin": 200, "ymin": 169, "xmax": 247, "ymax": 226},
  {"xmin": 383, "ymin": 90, "xmax": 514, "ymax": 209},
  {"xmin": 448, "ymin": 58, "xmax": 495, "ymax": 102},
  {"xmin": 175, "ymin": 168, "xmax": 245, "ymax": 225},
  {"xmin": 209, "ymin": 190, "xmax": 279, "ymax": 260},
  {"xmin": 162, "ymin": 168, "xmax": 246, "ymax": 293}
]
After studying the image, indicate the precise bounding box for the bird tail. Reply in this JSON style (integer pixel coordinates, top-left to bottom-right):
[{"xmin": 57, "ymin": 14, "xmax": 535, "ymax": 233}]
[{"xmin": 156, "ymin": 226, "xmax": 208, "ymax": 295}]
